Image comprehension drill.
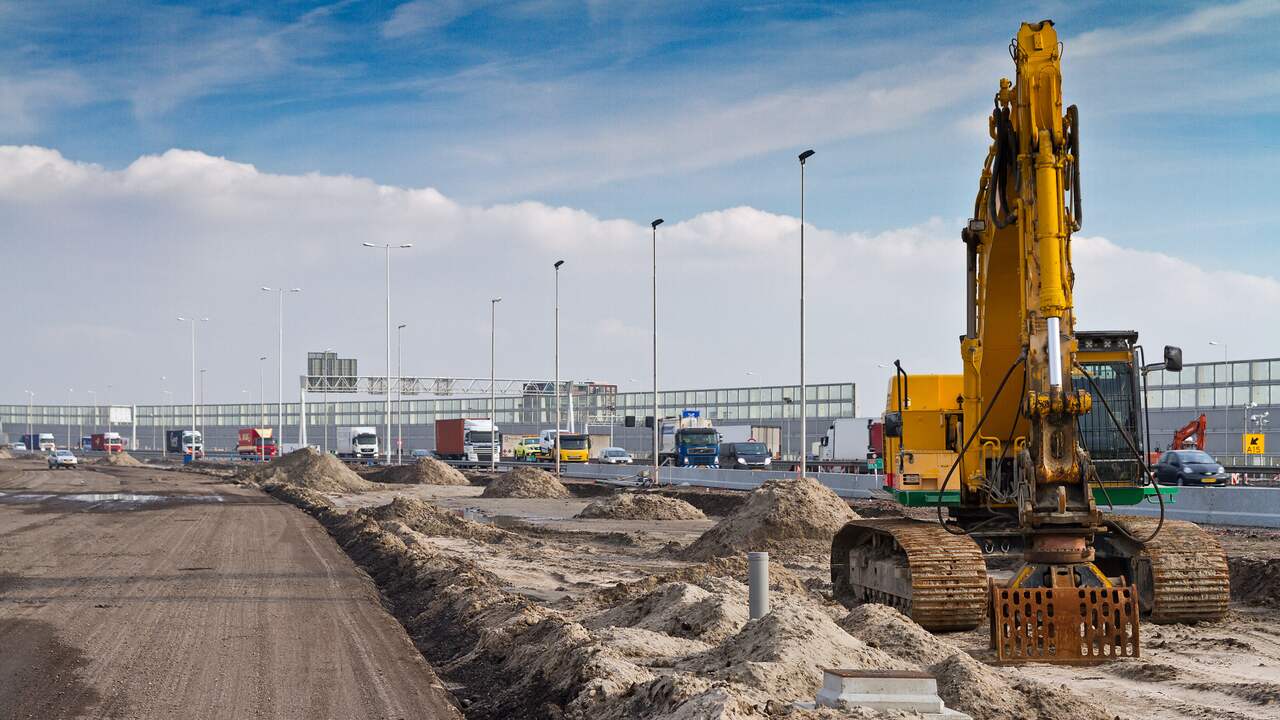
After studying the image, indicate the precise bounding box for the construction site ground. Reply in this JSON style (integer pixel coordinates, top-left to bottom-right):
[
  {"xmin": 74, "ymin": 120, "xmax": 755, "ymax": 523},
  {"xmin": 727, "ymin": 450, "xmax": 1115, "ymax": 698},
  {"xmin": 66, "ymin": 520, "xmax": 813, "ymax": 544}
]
[
  {"xmin": 3, "ymin": 454, "xmax": 1279, "ymax": 719},
  {"xmin": 0, "ymin": 457, "xmax": 461, "ymax": 720}
]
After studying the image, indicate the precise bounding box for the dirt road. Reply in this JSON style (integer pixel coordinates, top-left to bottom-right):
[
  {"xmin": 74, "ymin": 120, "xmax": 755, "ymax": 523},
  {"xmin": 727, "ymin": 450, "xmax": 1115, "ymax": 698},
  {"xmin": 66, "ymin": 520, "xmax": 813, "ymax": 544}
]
[{"xmin": 0, "ymin": 458, "xmax": 462, "ymax": 720}]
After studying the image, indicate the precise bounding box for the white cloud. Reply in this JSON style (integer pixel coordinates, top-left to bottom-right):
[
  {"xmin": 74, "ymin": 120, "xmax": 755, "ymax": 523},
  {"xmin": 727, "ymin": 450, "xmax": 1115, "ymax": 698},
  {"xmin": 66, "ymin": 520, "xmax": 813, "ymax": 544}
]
[
  {"xmin": 0, "ymin": 69, "xmax": 90, "ymax": 135},
  {"xmin": 0, "ymin": 145, "xmax": 1276, "ymax": 410},
  {"xmin": 382, "ymin": 0, "xmax": 479, "ymax": 38}
]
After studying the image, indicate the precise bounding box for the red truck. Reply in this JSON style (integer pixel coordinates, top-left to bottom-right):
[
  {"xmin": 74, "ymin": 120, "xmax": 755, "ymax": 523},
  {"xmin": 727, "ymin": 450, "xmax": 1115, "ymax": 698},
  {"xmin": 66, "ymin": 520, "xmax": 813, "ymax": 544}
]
[
  {"xmin": 91, "ymin": 433, "xmax": 125, "ymax": 453},
  {"xmin": 237, "ymin": 428, "xmax": 277, "ymax": 458}
]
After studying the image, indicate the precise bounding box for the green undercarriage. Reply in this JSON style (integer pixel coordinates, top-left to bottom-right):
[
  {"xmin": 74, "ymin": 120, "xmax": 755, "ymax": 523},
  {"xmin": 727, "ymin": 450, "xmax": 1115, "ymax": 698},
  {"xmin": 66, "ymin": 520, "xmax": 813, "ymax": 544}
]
[{"xmin": 888, "ymin": 485, "xmax": 1178, "ymax": 507}]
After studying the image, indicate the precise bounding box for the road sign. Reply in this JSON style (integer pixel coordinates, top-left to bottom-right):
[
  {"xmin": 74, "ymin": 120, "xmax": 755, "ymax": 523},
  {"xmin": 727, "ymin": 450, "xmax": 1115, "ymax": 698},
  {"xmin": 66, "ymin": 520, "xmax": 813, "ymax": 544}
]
[
  {"xmin": 867, "ymin": 457, "xmax": 884, "ymax": 470},
  {"xmin": 1245, "ymin": 433, "xmax": 1265, "ymax": 455}
]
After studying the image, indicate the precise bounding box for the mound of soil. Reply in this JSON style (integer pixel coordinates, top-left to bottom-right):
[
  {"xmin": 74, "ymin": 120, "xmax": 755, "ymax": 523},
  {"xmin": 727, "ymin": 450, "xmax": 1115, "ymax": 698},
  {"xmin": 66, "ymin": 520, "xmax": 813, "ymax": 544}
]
[
  {"xmin": 481, "ymin": 467, "xmax": 570, "ymax": 499},
  {"xmin": 0, "ymin": 448, "xmax": 13, "ymax": 459},
  {"xmin": 1109, "ymin": 660, "xmax": 1179, "ymax": 681},
  {"xmin": 360, "ymin": 497, "xmax": 510, "ymax": 543},
  {"xmin": 586, "ymin": 579, "xmax": 748, "ymax": 644},
  {"xmin": 576, "ymin": 493, "xmax": 706, "ymax": 521},
  {"xmin": 94, "ymin": 452, "xmax": 143, "ymax": 467},
  {"xmin": 366, "ymin": 457, "xmax": 469, "ymax": 486},
  {"xmin": 680, "ymin": 477, "xmax": 859, "ymax": 560},
  {"xmin": 240, "ymin": 447, "xmax": 373, "ymax": 493},
  {"xmin": 1229, "ymin": 557, "xmax": 1280, "ymax": 607},
  {"xmin": 594, "ymin": 555, "xmax": 810, "ymax": 607},
  {"xmin": 931, "ymin": 652, "xmax": 1113, "ymax": 720},
  {"xmin": 676, "ymin": 604, "xmax": 909, "ymax": 699},
  {"xmin": 839, "ymin": 603, "xmax": 965, "ymax": 667}
]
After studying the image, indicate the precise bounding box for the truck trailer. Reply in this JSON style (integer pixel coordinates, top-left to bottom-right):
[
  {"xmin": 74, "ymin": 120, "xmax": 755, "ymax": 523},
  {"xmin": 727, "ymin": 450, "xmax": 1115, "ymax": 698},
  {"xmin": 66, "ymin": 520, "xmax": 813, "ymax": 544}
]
[
  {"xmin": 165, "ymin": 429, "xmax": 204, "ymax": 458},
  {"xmin": 237, "ymin": 428, "xmax": 277, "ymax": 459},
  {"xmin": 21, "ymin": 433, "xmax": 56, "ymax": 452},
  {"xmin": 336, "ymin": 426, "xmax": 379, "ymax": 460},
  {"xmin": 91, "ymin": 432, "xmax": 125, "ymax": 453},
  {"xmin": 817, "ymin": 417, "xmax": 876, "ymax": 470},
  {"xmin": 435, "ymin": 418, "xmax": 500, "ymax": 462}
]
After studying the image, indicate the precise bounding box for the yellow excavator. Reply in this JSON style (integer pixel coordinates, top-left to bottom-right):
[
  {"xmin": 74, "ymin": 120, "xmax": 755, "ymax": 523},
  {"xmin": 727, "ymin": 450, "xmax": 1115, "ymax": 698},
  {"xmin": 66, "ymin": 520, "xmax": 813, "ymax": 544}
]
[{"xmin": 831, "ymin": 20, "xmax": 1230, "ymax": 663}]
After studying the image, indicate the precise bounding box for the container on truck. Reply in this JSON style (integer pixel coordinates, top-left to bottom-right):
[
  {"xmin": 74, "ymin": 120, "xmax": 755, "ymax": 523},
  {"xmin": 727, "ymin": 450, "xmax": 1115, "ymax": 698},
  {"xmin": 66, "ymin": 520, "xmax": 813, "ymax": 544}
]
[
  {"xmin": 237, "ymin": 428, "xmax": 277, "ymax": 458},
  {"xmin": 165, "ymin": 429, "xmax": 204, "ymax": 458},
  {"xmin": 81, "ymin": 436, "xmax": 93, "ymax": 452},
  {"xmin": 337, "ymin": 426, "xmax": 379, "ymax": 460},
  {"xmin": 21, "ymin": 433, "xmax": 56, "ymax": 452},
  {"xmin": 659, "ymin": 411, "xmax": 719, "ymax": 467},
  {"xmin": 818, "ymin": 417, "xmax": 875, "ymax": 471},
  {"xmin": 435, "ymin": 418, "xmax": 500, "ymax": 462},
  {"xmin": 91, "ymin": 432, "xmax": 125, "ymax": 453}
]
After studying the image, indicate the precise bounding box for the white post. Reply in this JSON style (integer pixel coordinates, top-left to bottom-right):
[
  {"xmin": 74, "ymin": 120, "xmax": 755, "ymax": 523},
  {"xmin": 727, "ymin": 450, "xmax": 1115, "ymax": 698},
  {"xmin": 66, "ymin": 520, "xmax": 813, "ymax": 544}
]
[
  {"xmin": 798, "ymin": 149, "xmax": 814, "ymax": 480},
  {"xmin": 554, "ymin": 260, "xmax": 563, "ymax": 477},
  {"xmin": 748, "ymin": 552, "xmax": 770, "ymax": 619},
  {"xmin": 651, "ymin": 218, "xmax": 663, "ymax": 481},
  {"xmin": 491, "ymin": 298, "xmax": 502, "ymax": 471}
]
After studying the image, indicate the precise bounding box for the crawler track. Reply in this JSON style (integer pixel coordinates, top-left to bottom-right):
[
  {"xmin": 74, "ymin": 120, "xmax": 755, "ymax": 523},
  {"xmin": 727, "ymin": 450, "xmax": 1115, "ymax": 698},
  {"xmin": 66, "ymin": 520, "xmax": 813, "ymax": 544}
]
[
  {"xmin": 831, "ymin": 518, "xmax": 988, "ymax": 631},
  {"xmin": 1106, "ymin": 516, "xmax": 1230, "ymax": 623}
]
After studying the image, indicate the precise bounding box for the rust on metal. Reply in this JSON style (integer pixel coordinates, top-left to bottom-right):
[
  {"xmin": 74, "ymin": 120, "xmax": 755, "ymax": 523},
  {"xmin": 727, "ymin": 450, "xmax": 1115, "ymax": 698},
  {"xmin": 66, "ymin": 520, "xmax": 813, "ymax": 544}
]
[
  {"xmin": 832, "ymin": 519, "xmax": 988, "ymax": 632},
  {"xmin": 990, "ymin": 584, "xmax": 1139, "ymax": 664},
  {"xmin": 1108, "ymin": 517, "xmax": 1230, "ymax": 623}
]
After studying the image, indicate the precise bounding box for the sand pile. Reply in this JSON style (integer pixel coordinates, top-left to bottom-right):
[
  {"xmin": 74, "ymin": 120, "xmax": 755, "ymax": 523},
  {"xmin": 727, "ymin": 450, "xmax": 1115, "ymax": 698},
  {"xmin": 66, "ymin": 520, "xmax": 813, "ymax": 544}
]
[
  {"xmin": 360, "ymin": 497, "xmax": 510, "ymax": 543},
  {"xmin": 681, "ymin": 477, "xmax": 859, "ymax": 560},
  {"xmin": 1229, "ymin": 557, "xmax": 1280, "ymax": 607},
  {"xmin": 1109, "ymin": 660, "xmax": 1179, "ymax": 681},
  {"xmin": 587, "ymin": 579, "xmax": 749, "ymax": 644},
  {"xmin": 0, "ymin": 448, "xmax": 13, "ymax": 459},
  {"xmin": 241, "ymin": 447, "xmax": 374, "ymax": 493},
  {"xmin": 839, "ymin": 603, "xmax": 964, "ymax": 667},
  {"xmin": 577, "ymin": 493, "xmax": 706, "ymax": 521},
  {"xmin": 592, "ymin": 626, "xmax": 712, "ymax": 664},
  {"xmin": 95, "ymin": 452, "xmax": 143, "ymax": 467},
  {"xmin": 930, "ymin": 652, "xmax": 1113, "ymax": 720},
  {"xmin": 677, "ymin": 604, "xmax": 909, "ymax": 699},
  {"xmin": 595, "ymin": 555, "xmax": 810, "ymax": 607},
  {"xmin": 481, "ymin": 467, "xmax": 570, "ymax": 499},
  {"xmin": 366, "ymin": 457, "xmax": 470, "ymax": 486}
]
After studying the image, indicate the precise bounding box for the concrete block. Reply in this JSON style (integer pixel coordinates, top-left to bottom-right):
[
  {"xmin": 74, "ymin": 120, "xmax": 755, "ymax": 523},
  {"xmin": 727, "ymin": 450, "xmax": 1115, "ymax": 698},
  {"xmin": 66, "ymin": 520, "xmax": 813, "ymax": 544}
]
[{"xmin": 813, "ymin": 669, "xmax": 971, "ymax": 719}]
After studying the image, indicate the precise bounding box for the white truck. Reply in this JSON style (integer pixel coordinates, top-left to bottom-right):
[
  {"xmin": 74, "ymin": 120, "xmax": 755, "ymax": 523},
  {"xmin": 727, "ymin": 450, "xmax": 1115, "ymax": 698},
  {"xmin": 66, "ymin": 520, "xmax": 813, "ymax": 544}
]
[
  {"xmin": 818, "ymin": 417, "xmax": 874, "ymax": 465},
  {"xmin": 336, "ymin": 426, "xmax": 379, "ymax": 460}
]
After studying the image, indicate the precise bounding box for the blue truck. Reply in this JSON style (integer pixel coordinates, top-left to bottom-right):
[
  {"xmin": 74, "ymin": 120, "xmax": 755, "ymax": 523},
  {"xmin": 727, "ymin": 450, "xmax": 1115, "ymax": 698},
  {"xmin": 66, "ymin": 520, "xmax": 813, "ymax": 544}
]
[{"xmin": 659, "ymin": 411, "xmax": 720, "ymax": 466}]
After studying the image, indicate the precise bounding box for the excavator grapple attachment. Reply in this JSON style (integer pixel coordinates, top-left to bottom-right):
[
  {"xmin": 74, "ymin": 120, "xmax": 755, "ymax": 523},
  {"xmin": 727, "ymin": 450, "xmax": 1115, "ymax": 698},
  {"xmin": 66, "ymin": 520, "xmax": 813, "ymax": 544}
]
[{"xmin": 990, "ymin": 584, "xmax": 1139, "ymax": 664}]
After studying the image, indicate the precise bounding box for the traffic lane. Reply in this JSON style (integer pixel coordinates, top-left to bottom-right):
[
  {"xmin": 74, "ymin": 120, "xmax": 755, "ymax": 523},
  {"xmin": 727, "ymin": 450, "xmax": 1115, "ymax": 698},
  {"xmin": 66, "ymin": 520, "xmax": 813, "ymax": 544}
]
[{"xmin": 0, "ymin": 460, "xmax": 463, "ymax": 720}]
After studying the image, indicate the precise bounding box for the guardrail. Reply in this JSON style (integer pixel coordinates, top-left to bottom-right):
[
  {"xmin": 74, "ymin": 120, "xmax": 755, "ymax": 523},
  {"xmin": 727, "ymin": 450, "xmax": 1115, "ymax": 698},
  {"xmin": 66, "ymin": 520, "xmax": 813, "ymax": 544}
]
[{"xmin": 58, "ymin": 449, "xmax": 1280, "ymax": 529}]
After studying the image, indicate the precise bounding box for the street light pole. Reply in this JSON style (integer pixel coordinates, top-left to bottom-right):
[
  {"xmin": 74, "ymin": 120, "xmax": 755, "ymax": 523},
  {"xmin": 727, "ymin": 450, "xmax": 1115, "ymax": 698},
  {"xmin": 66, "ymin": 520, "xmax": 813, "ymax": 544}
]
[
  {"xmin": 397, "ymin": 323, "xmax": 407, "ymax": 465},
  {"xmin": 66, "ymin": 387, "xmax": 74, "ymax": 449},
  {"xmin": 783, "ymin": 396, "xmax": 793, "ymax": 461},
  {"xmin": 87, "ymin": 390, "xmax": 96, "ymax": 440},
  {"xmin": 1210, "ymin": 340, "xmax": 1228, "ymax": 456},
  {"xmin": 554, "ymin": 260, "xmax": 564, "ymax": 478},
  {"xmin": 25, "ymin": 390, "xmax": 33, "ymax": 449},
  {"xmin": 199, "ymin": 369, "xmax": 207, "ymax": 441},
  {"xmin": 363, "ymin": 243, "xmax": 413, "ymax": 465},
  {"xmin": 162, "ymin": 389, "xmax": 173, "ymax": 458},
  {"xmin": 177, "ymin": 317, "xmax": 208, "ymax": 431},
  {"xmin": 651, "ymin": 218, "xmax": 663, "ymax": 482},
  {"xmin": 798, "ymin": 149, "xmax": 815, "ymax": 480},
  {"xmin": 261, "ymin": 287, "xmax": 301, "ymax": 445},
  {"xmin": 490, "ymin": 298, "xmax": 502, "ymax": 471}
]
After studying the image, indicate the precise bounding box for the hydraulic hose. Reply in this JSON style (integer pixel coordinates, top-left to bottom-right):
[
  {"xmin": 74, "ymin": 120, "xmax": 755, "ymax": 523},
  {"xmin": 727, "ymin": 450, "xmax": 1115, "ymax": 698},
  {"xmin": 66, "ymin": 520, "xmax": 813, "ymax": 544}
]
[
  {"xmin": 935, "ymin": 353, "xmax": 1027, "ymax": 534},
  {"xmin": 1075, "ymin": 362, "xmax": 1164, "ymax": 544}
]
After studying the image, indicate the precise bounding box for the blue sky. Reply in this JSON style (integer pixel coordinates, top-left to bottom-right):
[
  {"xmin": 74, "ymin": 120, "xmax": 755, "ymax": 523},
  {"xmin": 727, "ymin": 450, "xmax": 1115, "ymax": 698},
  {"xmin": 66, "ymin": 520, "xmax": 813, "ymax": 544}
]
[
  {"xmin": 2, "ymin": 1, "xmax": 1279, "ymax": 403},
  {"xmin": 6, "ymin": 1, "xmax": 1278, "ymax": 264}
]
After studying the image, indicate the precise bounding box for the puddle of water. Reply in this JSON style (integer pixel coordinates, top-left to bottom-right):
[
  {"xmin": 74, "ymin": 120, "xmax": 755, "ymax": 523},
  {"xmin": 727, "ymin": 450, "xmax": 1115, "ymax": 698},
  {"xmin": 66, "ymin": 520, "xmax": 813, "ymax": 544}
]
[{"xmin": 0, "ymin": 493, "xmax": 225, "ymax": 506}]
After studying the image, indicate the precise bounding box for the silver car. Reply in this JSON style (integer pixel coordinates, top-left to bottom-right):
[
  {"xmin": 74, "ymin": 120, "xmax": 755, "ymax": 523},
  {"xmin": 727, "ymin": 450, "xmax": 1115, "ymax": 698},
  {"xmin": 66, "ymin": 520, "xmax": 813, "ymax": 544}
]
[
  {"xmin": 599, "ymin": 447, "xmax": 633, "ymax": 464},
  {"xmin": 48, "ymin": 449, "xmax": 78, "ymax": 469}
]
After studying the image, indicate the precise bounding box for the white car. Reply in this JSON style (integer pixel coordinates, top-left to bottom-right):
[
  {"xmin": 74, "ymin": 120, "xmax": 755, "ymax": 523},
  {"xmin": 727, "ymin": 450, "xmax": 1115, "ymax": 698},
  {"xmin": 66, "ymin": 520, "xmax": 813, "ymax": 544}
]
[
  {"xmin": 10, "ymin": 442, "xmax": 27, "ymax": 453},
  {"xmin": 599, "ymin": 447, "xmax": 633, "ymax": 464},
  {"xmin": 48, "ymin": 449, "xmax": 78, "ymax": 469}
]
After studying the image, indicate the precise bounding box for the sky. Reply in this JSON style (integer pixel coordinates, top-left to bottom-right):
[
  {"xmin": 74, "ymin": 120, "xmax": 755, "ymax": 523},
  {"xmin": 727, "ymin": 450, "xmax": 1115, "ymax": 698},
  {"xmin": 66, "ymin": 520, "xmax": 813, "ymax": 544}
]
[{"xmin": 1, "ymin": 0, "xmax": 1278, "ymax": 410}]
